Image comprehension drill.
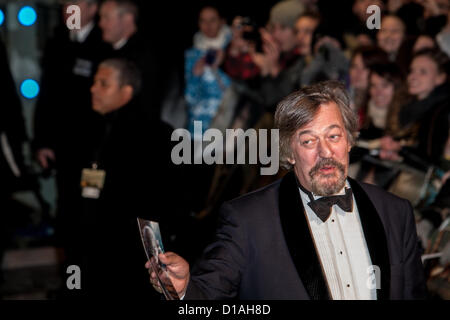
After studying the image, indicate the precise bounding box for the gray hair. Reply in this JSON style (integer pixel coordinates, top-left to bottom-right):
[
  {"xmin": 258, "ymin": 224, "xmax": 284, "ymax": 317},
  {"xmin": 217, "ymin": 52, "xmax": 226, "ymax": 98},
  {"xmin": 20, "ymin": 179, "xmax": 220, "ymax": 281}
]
[
  {"xmin": 104, "ymin": 0, "xmax": 139, "ymax": 21},
  {"xmin": 274, "ymin": 80, "xmax": 359, "ymax": 170}
]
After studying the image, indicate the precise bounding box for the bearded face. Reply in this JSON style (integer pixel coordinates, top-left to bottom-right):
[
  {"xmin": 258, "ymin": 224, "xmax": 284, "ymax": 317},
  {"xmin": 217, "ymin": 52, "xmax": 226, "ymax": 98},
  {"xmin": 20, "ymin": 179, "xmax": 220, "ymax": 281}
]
[{"xmin": 288, "ymin": 102, "xmax": 351, "ymax": 196}]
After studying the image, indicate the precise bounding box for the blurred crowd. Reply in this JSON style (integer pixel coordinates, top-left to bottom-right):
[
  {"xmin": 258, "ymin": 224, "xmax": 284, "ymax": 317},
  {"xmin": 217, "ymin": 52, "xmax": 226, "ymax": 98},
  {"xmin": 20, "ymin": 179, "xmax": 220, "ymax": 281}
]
[{"xmin": 0, "ymin": 0, "xmax": 450, "ymax": 299}]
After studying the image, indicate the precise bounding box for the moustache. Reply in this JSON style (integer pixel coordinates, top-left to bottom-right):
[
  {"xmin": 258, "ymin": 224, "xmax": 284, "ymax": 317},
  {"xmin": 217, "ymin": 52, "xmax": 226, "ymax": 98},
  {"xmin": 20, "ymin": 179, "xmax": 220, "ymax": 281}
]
[{"xmin": 309, "ymin": 158, "xmax": 345, "ymax": 178}]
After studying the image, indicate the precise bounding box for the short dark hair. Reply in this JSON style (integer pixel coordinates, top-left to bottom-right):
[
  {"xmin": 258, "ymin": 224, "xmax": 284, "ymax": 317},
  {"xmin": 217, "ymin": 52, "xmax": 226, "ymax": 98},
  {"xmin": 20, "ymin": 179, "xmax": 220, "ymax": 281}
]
[
  {"xmin": 351, "ymin": 45, "xmax": 389, "ymax": 70},
  {"xmin": 274, "ymin": 81, "xmax": 359, "ymax": 170},
  {"xmin": 412, "ymin": 47, "xmax": 450, "ymax": 75},
  {"xmin": 199, "ymin": 5, "xmax": 223, "ymax": 18},
  {"xmin": 297, "ymin": 10, "xmax": 321, "ymax": 23},
  {"xmin": 99, "ymin": 58, "xmax": 142, "ymax": 96},
  {"xmin": 370, "ymin": 62, "xmax": 405, "ymax": 88}
]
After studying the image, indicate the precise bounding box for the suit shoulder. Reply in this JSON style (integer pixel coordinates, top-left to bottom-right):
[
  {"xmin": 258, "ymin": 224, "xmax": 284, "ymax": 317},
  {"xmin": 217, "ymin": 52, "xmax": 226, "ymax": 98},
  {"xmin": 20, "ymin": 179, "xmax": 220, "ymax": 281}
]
[
  {"xmin": 227, "ymin": 179, "xmax": 281, "ymax": 206},
  {"xmin": 353, "ymin": 179, "xmax": 413, "ymax": 220},
  {"xmin": 356, "ymin": 180, "xmax": 409, "ymax": 204}
]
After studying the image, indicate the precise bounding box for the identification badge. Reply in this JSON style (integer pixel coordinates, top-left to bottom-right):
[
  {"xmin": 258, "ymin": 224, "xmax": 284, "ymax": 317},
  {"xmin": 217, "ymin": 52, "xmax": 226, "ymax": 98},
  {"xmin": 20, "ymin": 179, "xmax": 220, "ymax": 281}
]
[
  {"xmin": 81, "ymin": 164, "xmax": 106, "ymax": 199},
  {"xmin": 73, "ymin": 58, "xmax": 93, "ymax": 77}
]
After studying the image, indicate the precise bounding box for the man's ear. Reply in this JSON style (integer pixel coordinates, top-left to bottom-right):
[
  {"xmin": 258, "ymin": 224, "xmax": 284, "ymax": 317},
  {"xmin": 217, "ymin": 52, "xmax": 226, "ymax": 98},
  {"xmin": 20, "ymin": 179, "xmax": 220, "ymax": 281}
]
[
  {"xmin": 287, "ymin": 155, "xmax": 295, "ymax": 166},
  {"xmin": 121, "ymin": 85, "xmax": 134, "ymax": 104},
  {"xmin": 436, "ymin": 72, "xmax": 447, "ymax": 86},
  {"xmin": 123, "ymin": 12, "xmax": 135, "ymax": 27}
]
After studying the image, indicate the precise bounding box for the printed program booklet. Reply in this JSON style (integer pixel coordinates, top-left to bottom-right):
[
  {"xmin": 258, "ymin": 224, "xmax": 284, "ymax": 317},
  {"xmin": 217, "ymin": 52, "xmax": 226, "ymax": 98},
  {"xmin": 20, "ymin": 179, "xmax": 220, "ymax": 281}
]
[{"xmin": 137, "ymin": 218, "xmax": 180, "ymax": 300}]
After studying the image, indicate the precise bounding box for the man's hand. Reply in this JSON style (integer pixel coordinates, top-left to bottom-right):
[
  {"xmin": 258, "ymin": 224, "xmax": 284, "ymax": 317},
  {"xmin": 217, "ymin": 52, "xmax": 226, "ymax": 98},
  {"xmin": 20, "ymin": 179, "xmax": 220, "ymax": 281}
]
[
  {"xmin": 36, "ymin": 148, "xmax": 55, "ymax": 169},
  {"xmin": 259, "ymin": 28, "xmax": 281, "ymax": 77},
  {"xmin": 145, "ymin": 252, "xmax": 190, "ymax": 297}
]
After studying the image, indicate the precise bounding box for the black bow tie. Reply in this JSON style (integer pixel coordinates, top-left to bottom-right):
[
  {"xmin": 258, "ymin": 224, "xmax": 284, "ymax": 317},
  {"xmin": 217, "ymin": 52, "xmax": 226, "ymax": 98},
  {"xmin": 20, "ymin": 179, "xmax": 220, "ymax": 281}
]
[{"xmin": 301, "ymin": 186, "xmax": 353, "ymax": 222}]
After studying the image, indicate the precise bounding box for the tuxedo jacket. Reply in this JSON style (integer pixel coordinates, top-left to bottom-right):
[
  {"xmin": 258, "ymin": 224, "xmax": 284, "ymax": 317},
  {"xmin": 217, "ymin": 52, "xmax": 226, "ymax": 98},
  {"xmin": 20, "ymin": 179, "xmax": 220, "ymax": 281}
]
[{"xmin": 185, "ymin": 171, "xmax": 427, "ymax": 300}]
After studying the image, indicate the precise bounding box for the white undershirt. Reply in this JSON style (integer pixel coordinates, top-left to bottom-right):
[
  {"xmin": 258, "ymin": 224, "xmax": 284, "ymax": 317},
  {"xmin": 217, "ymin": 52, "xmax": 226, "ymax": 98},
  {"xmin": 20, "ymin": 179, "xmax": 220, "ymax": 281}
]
[{"xmin": 299, "ymin": 181, "xmax": 377, "ymax": 300}]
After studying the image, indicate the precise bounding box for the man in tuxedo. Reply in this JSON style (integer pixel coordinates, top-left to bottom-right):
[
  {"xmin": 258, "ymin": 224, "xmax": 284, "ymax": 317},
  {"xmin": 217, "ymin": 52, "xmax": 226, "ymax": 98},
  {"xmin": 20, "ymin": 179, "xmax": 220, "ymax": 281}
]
[{"xmin": 147, "ymin": 80, "xmax": 427, "ymax": 300}]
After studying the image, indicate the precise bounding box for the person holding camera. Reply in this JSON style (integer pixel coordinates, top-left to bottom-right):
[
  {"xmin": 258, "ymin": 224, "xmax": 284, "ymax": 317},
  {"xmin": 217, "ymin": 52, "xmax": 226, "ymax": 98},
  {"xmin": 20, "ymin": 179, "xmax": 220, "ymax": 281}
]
[
  {"xmin": 255, "ymin": 1, "xmax": 308, "ymax": 113},
  {"xmin": 184, "ymin": 5, "xmax": 232, "ymax": 138},
  {"xmin": 223, "ymin": 16, "xmax": 263, "ymax": 82}
]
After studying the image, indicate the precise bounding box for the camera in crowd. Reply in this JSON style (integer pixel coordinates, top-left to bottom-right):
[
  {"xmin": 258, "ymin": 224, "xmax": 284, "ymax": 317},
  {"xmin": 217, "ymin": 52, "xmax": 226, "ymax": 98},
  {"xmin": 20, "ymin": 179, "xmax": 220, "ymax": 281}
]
[
  {"xmin": 239, "ymin": 16, "xmax": 263, "ymax": 52},
  {"xmin": 204, "ymin": 49, "xmax": 218, "ymax": 65}
]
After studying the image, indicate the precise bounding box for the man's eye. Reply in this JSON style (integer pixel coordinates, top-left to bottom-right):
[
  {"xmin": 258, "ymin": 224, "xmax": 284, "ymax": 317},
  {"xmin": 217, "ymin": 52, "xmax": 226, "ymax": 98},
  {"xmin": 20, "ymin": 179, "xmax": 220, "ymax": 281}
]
[
  {"xmin": 329, "ymin": 134, "xmax": 341, "ymax": 141},
  {"xmin": 301, "ymin": 139, "xmax": 316, "ymax": 146}
]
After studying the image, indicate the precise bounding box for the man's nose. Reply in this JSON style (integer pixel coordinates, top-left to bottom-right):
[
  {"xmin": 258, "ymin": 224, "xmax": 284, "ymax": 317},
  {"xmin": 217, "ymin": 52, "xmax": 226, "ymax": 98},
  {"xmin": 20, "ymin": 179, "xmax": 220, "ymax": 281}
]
[{"xmin": 318, "ymin": 139, "xmax": 333, "ymax": 158}]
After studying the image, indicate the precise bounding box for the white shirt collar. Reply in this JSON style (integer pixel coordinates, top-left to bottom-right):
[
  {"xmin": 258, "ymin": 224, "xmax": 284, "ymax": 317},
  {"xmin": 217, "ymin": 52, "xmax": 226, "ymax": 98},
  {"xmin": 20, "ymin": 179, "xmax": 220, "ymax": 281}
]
[
  {"xmin": 113, "ymin": 37, "xmax": 129, "ymax": 50},
  {"xmin": 70, "ymin": 21, "xmax": 94, "ymax": 43}
]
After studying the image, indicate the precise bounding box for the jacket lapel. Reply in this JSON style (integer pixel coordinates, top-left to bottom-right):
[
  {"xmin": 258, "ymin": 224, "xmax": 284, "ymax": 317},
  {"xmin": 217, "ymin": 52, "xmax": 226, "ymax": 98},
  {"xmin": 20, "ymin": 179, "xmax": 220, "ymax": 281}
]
[
  {"xmin": 278, "ymin": 171, "xmax": 330, "ymax": 300},
  {"xmin": 278, "ymin": 172, "xmax": 391, "ymax": 300},
  {"xmin": 348, "ymin": 178, "xmax": 391, "ymax": 300}
]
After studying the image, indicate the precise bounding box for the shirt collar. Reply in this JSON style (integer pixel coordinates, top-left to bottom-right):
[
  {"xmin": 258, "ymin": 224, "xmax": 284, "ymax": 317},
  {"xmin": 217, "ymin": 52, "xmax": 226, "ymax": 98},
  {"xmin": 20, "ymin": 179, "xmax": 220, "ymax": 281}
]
[
  {"xmin": 113, "ymin": 37, "xmax": 129, "ymax": 50},
  {"xmin": 298, "ymin": 180, "xmax": 350, "ymax": 204},
  {"xmin": 70, "ymin": 21, "xmax": 94, "ymax": 43}
]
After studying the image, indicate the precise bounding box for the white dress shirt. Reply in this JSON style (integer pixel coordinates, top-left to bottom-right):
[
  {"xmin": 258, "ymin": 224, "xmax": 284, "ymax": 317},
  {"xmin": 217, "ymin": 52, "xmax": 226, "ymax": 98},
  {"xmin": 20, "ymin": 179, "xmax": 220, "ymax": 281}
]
[
  {"xmin": 299, "ymin": 181, "xmax": 377, "ymax": 300},
  {"xmin": 70, "ymin": 21, "xmax": 94, "ymax": 43},
  {"xmin": 113, "ymin": 38, "xmax": 129, "ymax": 50}
]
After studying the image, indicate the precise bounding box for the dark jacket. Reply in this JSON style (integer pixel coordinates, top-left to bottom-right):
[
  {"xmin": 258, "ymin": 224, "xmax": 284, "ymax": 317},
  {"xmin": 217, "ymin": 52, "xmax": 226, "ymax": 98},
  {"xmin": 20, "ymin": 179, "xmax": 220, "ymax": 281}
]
[
  {"xmin": 259, "ymin": 52, "xmax": 306, "ymax": 113},
  {"xmin": 33, "ymin": 23, "xmax": 111, "ymax": 159},
  {"xmin": 399, "ymin": 84, "xmax": 450, "ymax": 168},
  {"xmin": 185, "ymin": 171, "xmax": 427, "ymax": 300},
  {"xmin": 0, "ymin": 37, "xmax": 27, "ymax": 193},
  {"xmin": 32, "ymin": 23, "xmax": 112, "ymax": 256},
  {"xmin": 82, "ymin": 99, "xmax": 191, "ymax": 298},
  {"xmin": 108, "ymin": 32, "xmax": 169, "ymax": 120}
]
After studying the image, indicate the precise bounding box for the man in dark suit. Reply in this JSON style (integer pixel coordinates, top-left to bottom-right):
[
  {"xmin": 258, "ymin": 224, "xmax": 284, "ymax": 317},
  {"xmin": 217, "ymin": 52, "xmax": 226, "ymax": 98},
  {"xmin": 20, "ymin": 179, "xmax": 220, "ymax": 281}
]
[
  {"xmin": 147, "ymin": 80, "xmax": 427, "ymax": 300},
  {"xmin": 33, "ymin": 0, "xmax": 111, "ymax": 267},
  {"xmin": 82, "ymin": 58, "xmax": 193, "ymax": 299},
  {"xmin": 98, "ymin": 0, "xmax": 170, "ymax": 121}
]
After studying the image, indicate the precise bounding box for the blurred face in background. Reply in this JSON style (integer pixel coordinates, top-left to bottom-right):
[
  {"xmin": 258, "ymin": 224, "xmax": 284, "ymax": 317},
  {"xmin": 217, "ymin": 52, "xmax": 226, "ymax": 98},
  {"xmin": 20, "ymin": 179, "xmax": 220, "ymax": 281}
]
[
  {"xmin": 63, "ymin": 0, "xmax": 98, "ymax": 28},
  {"xmin": 407, "ymin": 55, "xmax": 447, "ymax": 100},
  {"xmin": 295, "ymin": 16, "xmax": 320, "ymax": 56},
  {"xmin": 99, "ymin": 1, "xmax": 131, "ymax": 44},
  {"xmin": 377, "ymin": 16, "xmax": 405, "ymax": 56},
  {"xmin": 198, "ymin": 7, "xmax": 223, "ymax": 39},
  {"xmin": 369, "ymin": 72, "xmax": 394, "ymax": 108},
  {"xmin": 352, "ymin": 0, "xmax": 384, "ymax": 22},
  {"xmin": 349, "ymin": 53, "xmax": 370, "ymax": 90},
  {"xmin": 269, "ymin": 23, "xmax": 298, "ymax": 53},
  {"xmin": 422, "ymin": 0, "xmax": 450, "ymax": 18},
  {"xmin": 91, "ymin": 66, "xmax": 132, "ymax": 115}
]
